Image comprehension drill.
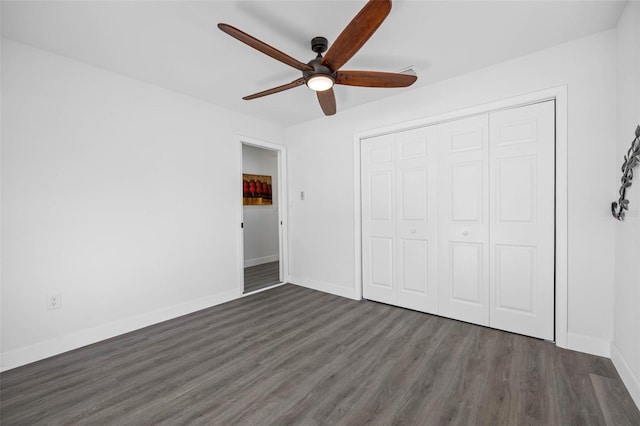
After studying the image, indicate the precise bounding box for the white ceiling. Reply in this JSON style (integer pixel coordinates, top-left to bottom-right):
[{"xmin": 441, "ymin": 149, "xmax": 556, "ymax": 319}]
[{"xmin": 1, "ymin": 0, "xmax": 627, "ymax": 126}]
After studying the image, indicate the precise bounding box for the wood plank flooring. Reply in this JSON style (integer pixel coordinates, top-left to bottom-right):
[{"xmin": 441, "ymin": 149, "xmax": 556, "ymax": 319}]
[
  {"xmin": 244, "ymin": 261, "xmax": 280, "ymax": 293},
  {"xmin": 2, "ymin": 284, "xmax": 639, "ymax": 425}
]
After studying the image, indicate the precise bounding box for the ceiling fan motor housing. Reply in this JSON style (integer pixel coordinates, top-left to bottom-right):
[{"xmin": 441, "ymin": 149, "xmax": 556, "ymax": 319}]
[{"xmin": 311, "ymin": 36, "xmax": 328, "ymax": 54}]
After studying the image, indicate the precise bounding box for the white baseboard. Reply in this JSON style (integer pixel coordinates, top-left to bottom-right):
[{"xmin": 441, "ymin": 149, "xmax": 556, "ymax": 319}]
[
  {"xmin": 0, "ymin": 288, "xmax": 240, "ymax": 372},
  {"xmin": 244, "ymin": 255, "xmax": 279, "ymax": 268},
  {"xmin": 611, "ymin": 342, "xmax": 640, "ymax": 409},
  {"xmin": 566, "ymin": 332, "xmax": 611, "ymax": 357},
  {"xmin": 289, "ymin": 275, "xmax": 358, "ymax": 300}
]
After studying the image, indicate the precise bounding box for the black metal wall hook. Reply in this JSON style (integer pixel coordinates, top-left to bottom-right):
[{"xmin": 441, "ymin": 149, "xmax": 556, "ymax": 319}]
[{"xmin": 612, "ymin": 124, "xmax": 640, "ymax": 220}]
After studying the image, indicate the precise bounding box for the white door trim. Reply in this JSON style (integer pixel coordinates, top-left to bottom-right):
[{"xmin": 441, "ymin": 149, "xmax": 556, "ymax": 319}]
[
  {"xmin": 353, "ymin": 86, "xmax": 568, "ymax": 348},
  {"xmin": 238, "ymin": 135, "xmax": 289, "ymax": 296}
]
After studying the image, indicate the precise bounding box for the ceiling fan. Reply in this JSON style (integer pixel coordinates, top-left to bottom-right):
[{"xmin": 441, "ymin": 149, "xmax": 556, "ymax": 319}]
[{"xmin": 218, "ymin": 0, "xmax": 416, "ymax": 116}]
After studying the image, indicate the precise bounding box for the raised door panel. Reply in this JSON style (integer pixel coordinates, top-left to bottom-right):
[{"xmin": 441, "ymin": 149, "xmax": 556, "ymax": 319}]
[
  {"xmin": 489, "ymin": 101, "xmax": 555, "ymax": 340},
  {"xmin": 370, "ymin": 237, "xmax": 394, "ymax": 289},
  {"xmin": 450, "ymin": 242, "xmax": 484, "ymax": 305},
  {"xmin": 362, "ymin": 134, "xmax": 396, "ymax": 303},
  {"xmin": 399, "ymin": 168, "xmax": 427, "ymax": 223},
  {"xmin": 495, "ymin": 156, "xmax": 536, "ymax": 223},
  {"xmin": 370, "ymin": 171, "xmax": 394, "ymax": 222},
  {"xmin": 395, "ymin": 126, "xmax": 438, "ymax": 313},
  {"xmin": 398, "ymin": 239, "xmax": 429, "ymax": 293},
  {"xmin": 451, "ymin": 161, "xmax": 484, "ymax": 223},
  {"xmin": 494, "ymin": 244, "xmax": 536, "ymax": 314},
  {"xmin": 438, "ymin": 114, "xmax": 490, "ymax": 326}
]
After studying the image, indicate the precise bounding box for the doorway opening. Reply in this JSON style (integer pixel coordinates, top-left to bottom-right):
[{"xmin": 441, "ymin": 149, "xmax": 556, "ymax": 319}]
[{"xmin": 241, "ymin": 141, "xmax": 286, "ymax": 294}]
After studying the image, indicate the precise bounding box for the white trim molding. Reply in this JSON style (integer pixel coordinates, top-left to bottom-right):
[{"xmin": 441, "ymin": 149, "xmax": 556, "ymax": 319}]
[
  {"xmin": 0, "ymin": 288, "xmax": 238, "ymax": 372},
  {"xmin": 566, "ymin": 332, "xmax": 611, "ymax": 358},
  {"xmin": 238, "ymin": 135, "xmax": 290, "ymax": 290},
  {"xmin": 611, "ymin": 342, "xmax": 640, "ymax": 408},
  {"xmin": 289, "ymin": 276, "xmax": 359, "ymax": 301},
  {"xmin": 353, "ymin": 86, "xmax": 569, "ymax": 349},
  {"xmin": 244, "ymin": 255, "xmax": 279, "ymax": 268}
]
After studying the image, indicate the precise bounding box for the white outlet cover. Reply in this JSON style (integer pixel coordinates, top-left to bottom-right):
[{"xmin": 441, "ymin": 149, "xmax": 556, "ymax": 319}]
[{"xmin": 47, "ymin": 293, "xmax": 62, "ymax": 310}]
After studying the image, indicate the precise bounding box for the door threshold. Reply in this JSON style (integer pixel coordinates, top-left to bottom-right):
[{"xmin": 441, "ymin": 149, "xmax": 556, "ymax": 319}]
[{"xmin": 242, "ymin": 282, "xmax": 287, "ymax": 296}]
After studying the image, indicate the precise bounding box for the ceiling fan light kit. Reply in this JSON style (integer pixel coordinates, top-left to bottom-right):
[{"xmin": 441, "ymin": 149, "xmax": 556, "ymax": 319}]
[
  {"xmin": 218, "ymin": 0, "xmax": 416, "ymax": 116},
  {"xmin": 304, "ymin": 54, "xmax": 335, "ymax": 92},
  {"xmin": 306, "ymin": 74, "xmax": 334, "ymax": 92}
]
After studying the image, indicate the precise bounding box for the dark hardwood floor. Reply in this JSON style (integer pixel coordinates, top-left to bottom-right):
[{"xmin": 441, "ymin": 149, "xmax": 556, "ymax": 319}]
[
  {"xmin": 1, "ymin": 284, "xmax": 639, "ymax": 425},
  {"xmin": 244, "ymin": 261, "xmax": 280, "ymax": 293}
]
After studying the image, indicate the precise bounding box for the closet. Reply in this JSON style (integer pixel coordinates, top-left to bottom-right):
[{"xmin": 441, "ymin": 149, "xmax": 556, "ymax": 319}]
[{"xmin": 361, "ymin": 101, "xmax": 555, "ymax": 340}]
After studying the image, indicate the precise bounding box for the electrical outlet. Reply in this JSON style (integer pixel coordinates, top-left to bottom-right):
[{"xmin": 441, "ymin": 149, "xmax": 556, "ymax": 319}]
[{"xmin": 46, "ymin": 293, "xmax": 62, "ymax": 310}]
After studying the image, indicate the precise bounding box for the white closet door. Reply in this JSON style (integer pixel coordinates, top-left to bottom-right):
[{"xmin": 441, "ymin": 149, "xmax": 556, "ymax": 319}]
[
  {"xmin": 438, "ymin": 114, "xmax": 490, "ymax": 326},
  {"xmin": 489, "ymin": 101, "xmax": 555, "ymax": 340},
  {"xmin": 362, "ymin": 134, "xmax": 396, "ymax": 303},
  {"xmin": 395, "ymin": 126, "xmax": 439, "ymax": 313},
  {"xmin": 362, "ymin": 127, "xmax": 438, "ymax": 313}
]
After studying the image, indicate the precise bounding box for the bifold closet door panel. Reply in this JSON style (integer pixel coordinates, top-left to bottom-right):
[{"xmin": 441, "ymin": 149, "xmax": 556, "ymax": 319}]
[
  {"xmin": 438, "ymin": 114, "xmax": 490, "ymax": 326},
  {"xmin": 489, "ymin": 101, "xmax": 555, "ymax": 340},
  {"xmin": 362, "ymin": 134, "xmax": 396, "ymax": 304},
  {"xmin": 362, "ymin": 127, "xmax": 439, "ymax": 313},
  {"xmin": 395, "ymin": 126, "xmax": 439, "ymax": 314}
]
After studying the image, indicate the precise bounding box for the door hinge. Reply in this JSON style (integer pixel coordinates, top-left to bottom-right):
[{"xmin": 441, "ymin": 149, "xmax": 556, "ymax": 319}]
[{"xmin": 241, "ymin": 222, "xmax": 244, "ymax": 229}]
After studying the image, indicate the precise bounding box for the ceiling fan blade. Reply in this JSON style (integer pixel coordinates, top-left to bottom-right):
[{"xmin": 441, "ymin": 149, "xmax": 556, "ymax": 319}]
[
  {"xmin": 316, "ymin": 89, "xmax": 337, "ymax": 116},
  {"xmin": 321, "ymin": 0, "xmax": 391, "ymax": 72},
  {"xmin": 218, "ymin": 23, "xmax": 313, "ymax": 72},
  {"xmin": 243, "ymin": 78, "xmax": 306, "ymax": 100},
  {"xmin": 335, "ymin": 70, "xmax": 417, "ymax": 88}
]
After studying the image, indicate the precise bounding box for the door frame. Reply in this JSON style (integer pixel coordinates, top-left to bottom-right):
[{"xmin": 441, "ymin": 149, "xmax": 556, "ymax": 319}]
[
  {"xmin": 237, "ymin": 135, "xmax": 289, "ymax": 296},
  {"xmin": 353, "ymin": 86, "xmax": 568, "ymax": 348}
]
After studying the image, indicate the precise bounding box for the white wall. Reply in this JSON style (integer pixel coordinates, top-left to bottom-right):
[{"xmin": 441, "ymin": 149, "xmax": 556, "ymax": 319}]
[
  {"xmin": 242, "ymin": 144, "xmax": 279, "ymax": 267},
  {"xmin": 0, "ymin": 39, "xmax": 284, "ymax": 370},
  {"xmin": 612, "ymin": 1, "xmax": 640, "ymax": 408},
  {"xmin": 285, "ymin": 30, "xmax": 617, "ymax": 356}
]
